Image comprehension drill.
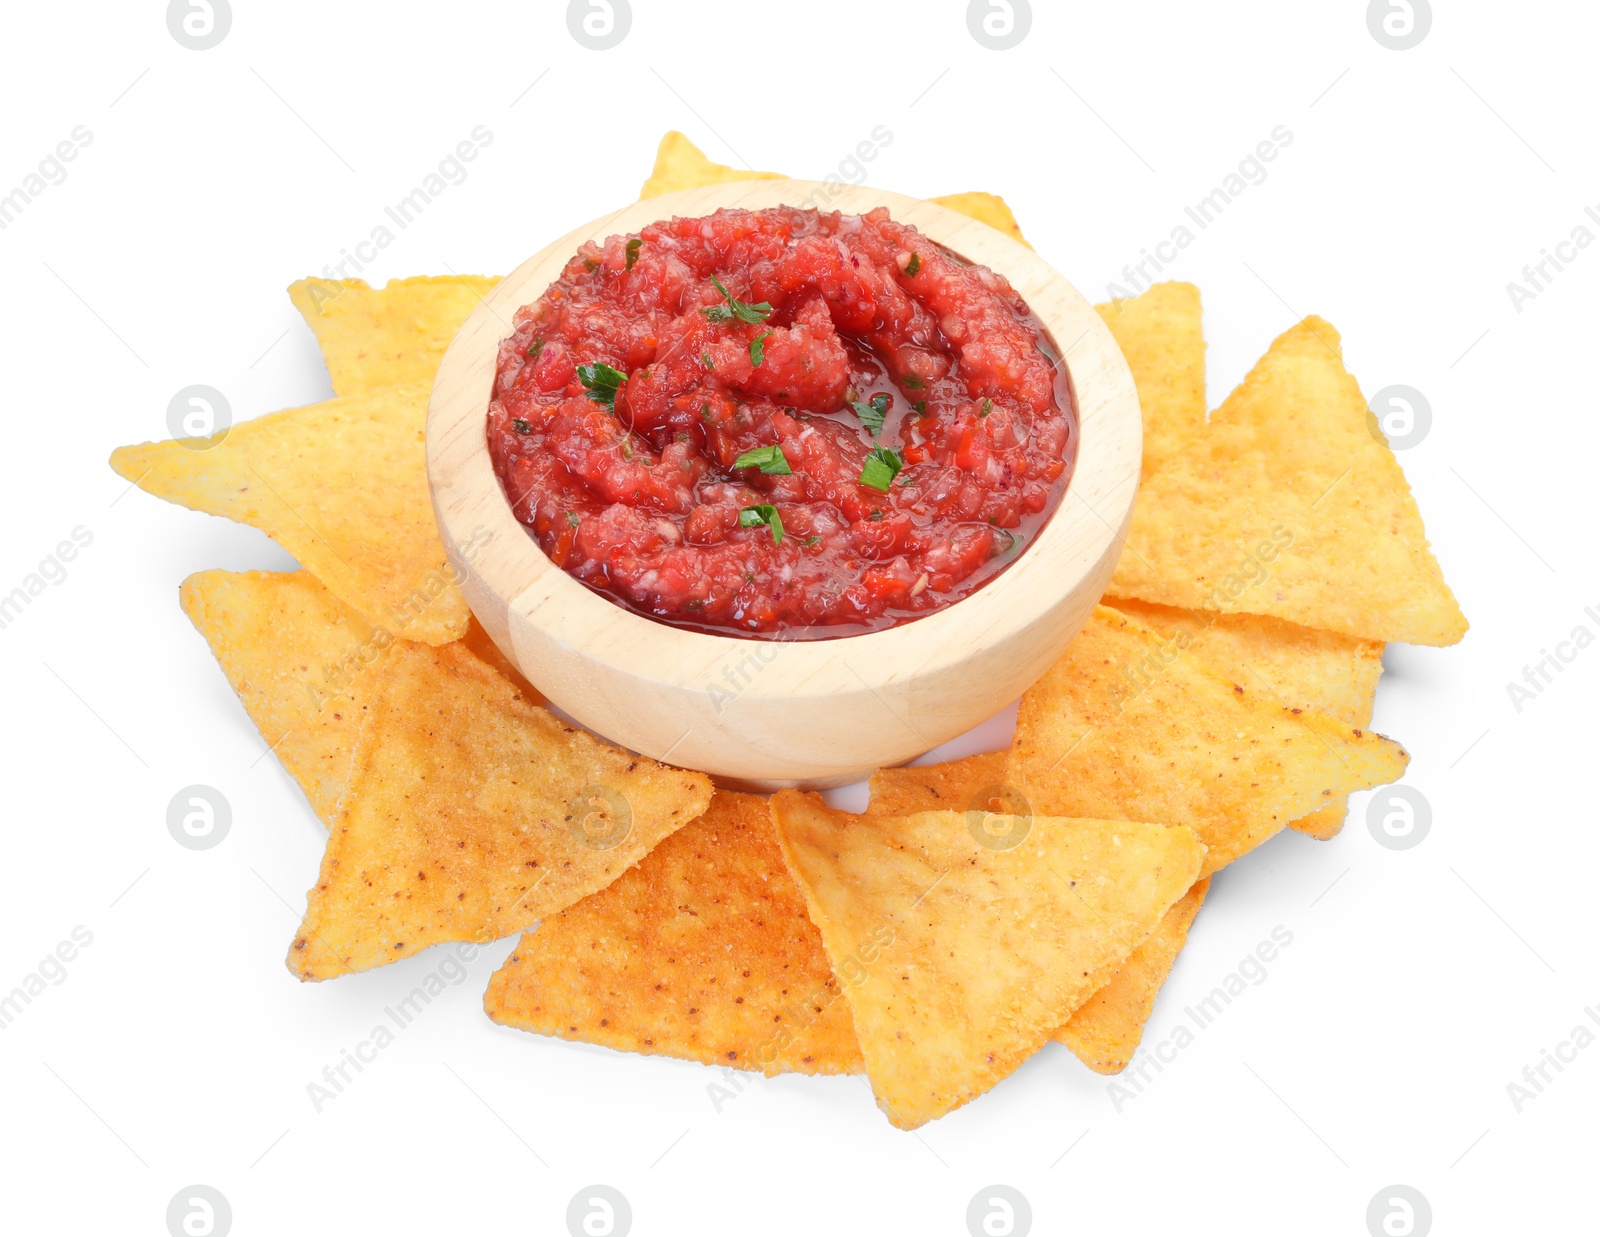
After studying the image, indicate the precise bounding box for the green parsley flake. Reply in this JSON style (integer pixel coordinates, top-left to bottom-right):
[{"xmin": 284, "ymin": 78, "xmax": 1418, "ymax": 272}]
[
  {"xmin": 901, "ymin": 374, "xmax": 925, "ymax": 390},
  {"xmin": 512, "ymin": 418, "xmax": 531, "ymax": 435},
  {"xmin": 859, "ymin": 446, "xmax": 904, "ymax": 492},
  {"xmin": 904, "ymin": 252, "xmax": 921, "ymax": 277},
  {"xmin": 739, "ymin": 504, "xmax": 784, "ymax": 544},
  {"xmin": 625, "ymin": 238, "xmax": 642, "ymax": 271},
  {"xmin": 566, "ymin": 512, "xmax": 580, "ymax": 528},
  {"xmin": 526, "ymin": 338, "xmax": 544, "ymax": 360},
  {"xmin": 732, "ymin": 444, "xmax": 792, "ymax": 475},
  {"xmin": 800, "ymin": 534, "xmax": 822, "ymax": 547},
  {"xmin": 851, "ymin": 392, "xmax": 890, "ymax": 437},
  {"xmin": 750, "ymin": 330, "xmax": 773, "ymax": 366},
  {"xmin": 577, "ymin": 362, "xmax": 626, "ymax": 410},
  {"xmin": 980, "ymin": 398, "xmax": 993, "ymax": 417},
  {"xmin": 702, "ymin": 275, "xmax": 774, "ymax": 325}
]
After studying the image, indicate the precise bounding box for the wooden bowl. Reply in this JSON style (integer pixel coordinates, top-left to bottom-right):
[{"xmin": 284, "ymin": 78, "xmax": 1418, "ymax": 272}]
[{"xmin": 427, "ymin": 181, "xmax": 1140, "ymax": 789}]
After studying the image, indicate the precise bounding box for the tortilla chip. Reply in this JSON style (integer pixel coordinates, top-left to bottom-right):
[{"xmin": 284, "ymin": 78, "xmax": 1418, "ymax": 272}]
[
  {"xmin": 459, "ymin": 616, "xmax": 541, "ymax": 704},
  {"xmin": 638, "ymin": 133, "xmax": 1033, "ymax": 246},
  {"xmin": 485, "ymin": 790, "xmax": 863, "ymax": 1074},
  {"xmin": 928, "ymin": 193, "xmax": 1033, "ymax": 248},
  {"xmin": 287, "ymin": 275, "xmax": 498, "ymax": 395},
  {"xmin": 1094, "ymin": 283, "xmax": 1205, "ymax": 480},
  {"xmin": 1009, "ymin": 606, "xmax": 1409, "ymax": 877},
  {"xmin": 870, "ymin": 752, "xmax": 1215, "ymax": 1071},
  {"xmin": 768, "ymin": 791, "xmax": 1204, "ymax": 1129},
  {"xmin": 640, "ymin": 131, "xmax": 785, "ymax": 200},
  {"xmin": 109, "ymin": 384, "xmax": 468, "ymax": 645},
  {"xmin": 179, "ymin": 570, "xmax": 536, "ymax": 822},
  {"xmin": 1109, "ymin": 599, "xmax": 1383, "ymax": 839},
  {"xmin": 180, "ymin": 569, "xmax": 382, "ymax": 821},
  {"xmin": 289, "ymin": 642, "xmax": 712, "ymax": 980},
  {"xmin": 1056, "ymin": 877, "xmax": 1209, "ymax": 1072},
  {"xmin": 866, "ymin": 751, "xmax": 1009, "ymax": 817},
  {"xmin": 1107, "ymin": 317, "xmax": 1467, "ymax": 646}
]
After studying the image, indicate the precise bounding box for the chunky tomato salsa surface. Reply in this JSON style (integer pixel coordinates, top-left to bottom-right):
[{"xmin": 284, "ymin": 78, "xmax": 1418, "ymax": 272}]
[{"xmin": 486, "ymin": 206, "xmax": 1076, "ymax": 637}]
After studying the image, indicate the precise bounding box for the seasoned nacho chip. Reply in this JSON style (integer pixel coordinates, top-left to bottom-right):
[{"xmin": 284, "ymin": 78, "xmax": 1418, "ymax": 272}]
[
  {"xmin": 871, "ymin": 751, "xmax": 1214, "ymax": 1069},
  {"xmin": 289, "ymin": 643, "xmax": 712, "ymax": 980},
  {"xmin": 485, "ymin": 791, "xmax": 862, "ymax": 1075},
  {"xmin": 1009, "ymin": 606, "xmax": 1409, "ymax": 876},
  {"xmin": 1094, "ymin": 282, "xmax": 1206, "ymax": 480},
  {"xmin": 1109, "ymin": 599, "xmax": 1383, "ymax": 839},
  {"xmin": 288, "ymin": 274, "xmax": 498, "ymax": 395},
  {"xmin": 1107, "ymin": 317, "xmax": 1467, "ymax": 646},
  {"xmin": 640, "ymin": 131, "xmax": 784, "ymax": 199},
  {"xmin": 459, "ymin": 616, "xmax": 541, "ymax": 704},
  {"xmin": 179, "ymin": 570, "xmax": 535, "ymax": 823},
  {"xmin": 927, "ymin": 192, "xmax": 1033, "ymax": 248},
  {"xmin": 110, "ymin": 384, "xmax": 469, "ymax": 645},
  {"xmin": 1056, "ymin": 877, "xmax": 1209, "ymax": 1073},
  {"xmin": 865, "ymin": 751, "xmax": 1009, "ymax": 817},
  {"xmin": 180, "ymin": 569, "xmax": 387, "ymax": 821},
  {"xmin": 638, "ymin": 133, "xmax": 1033, "ymax": 246},
  {"xmin": 768, "ymin": 791, "xmax": 1204, "ymax": 1129}
]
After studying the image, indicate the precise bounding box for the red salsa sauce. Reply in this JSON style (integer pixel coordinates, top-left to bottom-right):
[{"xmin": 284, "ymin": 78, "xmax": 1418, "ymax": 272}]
[{"xmin": 486, "ymin": 205, "xmax": 1076, "ymax": 637}]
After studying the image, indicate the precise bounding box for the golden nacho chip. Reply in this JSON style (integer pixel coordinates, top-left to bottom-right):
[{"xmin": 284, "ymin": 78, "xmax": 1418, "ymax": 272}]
[
  {"xmin": 289, "ymin": 642, "xmax": 712, "ymax": 980},
  {"xmin": 180, "ymin": 569, "xmax": 385, "ymax": 821},
  {"xmin": 1009, "ymin": 606, "xmax": 1409, "ymax": 876},
  {"xmin": 1107, "ymin": 317, "xmax": 1467, "ymax": 646},
  {"xmin": 485, "ymin": 790, "xmax": 862, "ymax": 1075},
  {"xmin": 1109, "ymin": 599, "xmax": 1384, "ymax": 839},
  {"xmin": 871, "ymin": 752, "xmax": 1214, "ymax": 1072},
  {"xmin": 640, "ymin": 131, "xmax": 785, "ymax": 199},
  {"xmin": 459, "ymin": 616, "xmax": 541, "ymax": 704},
  {"xmin": 1056, "ymin": 877, "xmax": 1209, "ymax": 1073},
  {"xmin": 179, "ymin": 570, "xmax": 535, "ymax": 822},
  {"xmin": 927, "ymin": 192, "xmax": 1033, "ymax": 248},
  {"xmin": 1094, "ymin": 282, "xmax": 1206, "ymax": 480},
  {"xmin": 865, "ymin": 751, "xmax": 1009, "ymax": 817},
  {"xmin": 110, "ymin": 384, "xmax": 468, "ymax": 645},
  {"xmin": 768, "ymin": 791, "xmax": 1204, "ymax": 1129},
  {"xmin": 287, "ymin": 274, "xmax": 499, "ymax": 395},
  {"xmin": 638, "ymin": 132, "xmax": 1033, "ymax": 245}
]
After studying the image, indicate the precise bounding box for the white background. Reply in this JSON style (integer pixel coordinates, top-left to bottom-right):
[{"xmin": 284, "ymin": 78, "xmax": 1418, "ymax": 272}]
[{"xmin": 1, "ymin": 2, "xmax": 1595, "ymax": 1234}]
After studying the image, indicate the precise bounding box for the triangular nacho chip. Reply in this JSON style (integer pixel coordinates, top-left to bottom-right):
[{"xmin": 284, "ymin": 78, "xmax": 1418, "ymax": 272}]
[
  {"xmin": 485, "ymin": 790, "xmax": 863, "ymax": 1074},
  {"xmin": 1094, "ymin": 282, "xmax": 1206, "ymax": 480},
  {"xmin": 1106, "ymin": 317, "xmax": 1467, "ymax": 645},
  {"xmin": 1009, "ymin": 606, "xmax": 1409, "ymax": 876},
  {"xmin": 180, "ymin": 569, "xmax": 387, "ymax": 821},
  {"xmin": 1109, "ymin": 599, "xmax": 1383, "ymax": 840},
  {"xmin": 640, "ymin": 131, "xmax": 785, "ymax": 199},
  {"xmin": 289, "ymin": 643, "xmax": 712, "ymax": 980},
  {"xmin": 110, "ymin": 383, "xmax": 469, "ymax": 644},
  {"xmin": 1056, "ymin": 876, "xmax": 1209, "ymax": 1073},
  {"xmin": 866, "ymin": 751, "xmax": 1009, "ymax": 817},
  {"xmin": 768, "ymin": 791, "xmax": 1204, "ymax": 1129},
  {"xmin": 927, "ymin": 192, "xmax": 1033, "ymax": 248},
  {"xmin": 179, "ymin": 570, "xmax": 535, "ymax": 823},
  {"xmin": 870, "ymin": 752, "xmax": 1215, "ymax": 1071},
  {"xmin": 288, "ymin": 274, "xmax": 499, "ymax": 395},
  {"xmin": 638, "ymin": 133, "xmax": 1033, "ymax": 246}
]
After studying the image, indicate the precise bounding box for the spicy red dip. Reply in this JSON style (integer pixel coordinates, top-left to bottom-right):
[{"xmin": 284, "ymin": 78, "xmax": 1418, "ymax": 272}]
[{"xmin": 486, "ymin": 205, "xmax": 1075, "ymax": 636}]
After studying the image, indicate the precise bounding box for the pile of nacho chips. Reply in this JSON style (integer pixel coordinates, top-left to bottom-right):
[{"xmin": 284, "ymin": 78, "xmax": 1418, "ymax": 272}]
[{"xmin": 110, "ymin": 133, "xmax": 1463, "ymax": 1130}]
